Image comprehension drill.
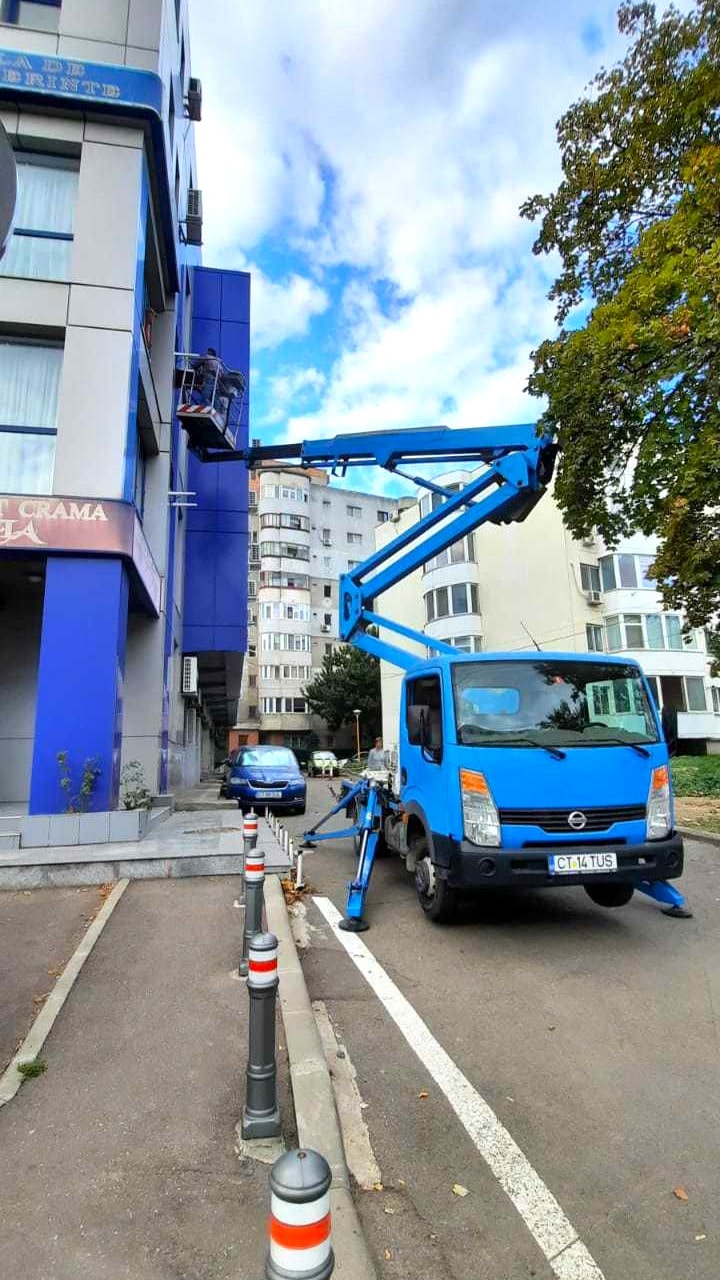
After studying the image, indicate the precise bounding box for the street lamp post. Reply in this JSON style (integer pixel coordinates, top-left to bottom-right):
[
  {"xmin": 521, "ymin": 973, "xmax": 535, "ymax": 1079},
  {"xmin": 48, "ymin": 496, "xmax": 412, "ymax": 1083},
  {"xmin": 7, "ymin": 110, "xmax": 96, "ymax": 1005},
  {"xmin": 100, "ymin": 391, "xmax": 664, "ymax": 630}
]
[{"xmin": 353, "ymin": 708, "xmax": 361, "ymax": 761}]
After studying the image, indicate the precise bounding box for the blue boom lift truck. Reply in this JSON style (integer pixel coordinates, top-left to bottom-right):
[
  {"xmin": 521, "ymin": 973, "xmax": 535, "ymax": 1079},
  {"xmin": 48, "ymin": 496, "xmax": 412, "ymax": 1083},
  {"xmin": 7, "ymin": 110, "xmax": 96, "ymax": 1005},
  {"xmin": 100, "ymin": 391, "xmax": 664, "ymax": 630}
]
[{"xmin": 189, "ymin": 410, "xmax": 690, "ymax": 933}]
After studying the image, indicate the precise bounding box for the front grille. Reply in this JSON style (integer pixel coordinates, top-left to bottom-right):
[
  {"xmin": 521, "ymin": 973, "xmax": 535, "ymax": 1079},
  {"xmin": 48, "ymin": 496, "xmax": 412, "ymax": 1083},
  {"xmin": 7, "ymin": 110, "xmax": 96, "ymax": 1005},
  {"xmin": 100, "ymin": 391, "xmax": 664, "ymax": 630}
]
[
  {"xmin": 248, "ymin": 778, "xmax": 288, "ymax": 788},
  {"xmin": 499, "ymin": 804, "xmax": 646, "ymax": 833}
]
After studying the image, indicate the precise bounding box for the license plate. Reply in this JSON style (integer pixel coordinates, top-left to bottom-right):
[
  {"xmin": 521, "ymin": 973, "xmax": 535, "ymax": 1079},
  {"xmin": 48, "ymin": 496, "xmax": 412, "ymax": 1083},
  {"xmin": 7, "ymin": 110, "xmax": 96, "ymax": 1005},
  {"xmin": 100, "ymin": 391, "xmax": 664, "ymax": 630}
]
[
  {"xmin": 255, "ymin": 790, "xmax": 283, "ymax": 799},
  {"xmin": 549, "ymin": 851, "xmax": 617, "ymax": 875}
]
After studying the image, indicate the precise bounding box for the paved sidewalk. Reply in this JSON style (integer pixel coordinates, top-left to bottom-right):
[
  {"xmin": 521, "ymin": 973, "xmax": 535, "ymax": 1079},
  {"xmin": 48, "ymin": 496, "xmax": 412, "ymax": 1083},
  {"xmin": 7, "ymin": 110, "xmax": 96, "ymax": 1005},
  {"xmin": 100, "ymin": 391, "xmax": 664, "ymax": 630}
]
[
  {"xmin": 0, "ymin": 877, "xmax": 296, "ymax": 1280},
  {"xmin": 0, "ymin": 885, "xmax": 104, "ymax": 1071}
]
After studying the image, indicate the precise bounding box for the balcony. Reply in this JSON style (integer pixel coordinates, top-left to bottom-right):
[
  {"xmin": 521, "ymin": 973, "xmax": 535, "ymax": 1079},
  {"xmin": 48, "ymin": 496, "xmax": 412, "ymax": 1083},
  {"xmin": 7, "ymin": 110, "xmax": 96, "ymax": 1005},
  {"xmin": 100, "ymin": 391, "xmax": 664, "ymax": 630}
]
[{"xmin": 677, "ymin": 711, "xmax": 720, "ymax": 741}]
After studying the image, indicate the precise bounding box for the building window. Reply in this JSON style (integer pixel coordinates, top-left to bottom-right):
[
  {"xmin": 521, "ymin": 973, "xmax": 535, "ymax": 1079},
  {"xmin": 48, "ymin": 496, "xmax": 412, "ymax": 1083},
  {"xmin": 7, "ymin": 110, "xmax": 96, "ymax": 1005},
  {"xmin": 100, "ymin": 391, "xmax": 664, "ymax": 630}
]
[
  {"xmin": 321, "ymin": 528, "xmax": 331, "ymax": 545},
  {"xmin": 323, "ymin": 557, "xmax": 332, "ymax": 570},
  {"xmin": 599, "ymin": 556, "xmax": 616, "ymax": 591},
  {"xmin": 259, "ymin": 571, "xmax": 310, "ymax": 590},
  {"xmin": 665, "ymin": 614, "xmax": 683, "ymax": 651},
  {"xmin": 684, "ymin": 677, "xmax": 707, "ymax": 712},
  {"xmin": 293, "ymin": 698, "xmax": 306, "ymax": 713},
  {"xmin": 259, "ymin": 541, "xmax": 310, "ymax": 561},
  {"xmin": 624, "ymin": 614, "xmax": 645, "ymax": 648},
  {"xmin": 586, "ymin": 623, "xmax": 604, "ymax": 652},
  {"xmin": 249, "ymin": 674, "xmax": 257, "ymax": 688},
  {"xmin": 260, "ymin": 512, "xmax": 310, "ymax": 532},
  {"xmin": 323, "ymin": 612, "xmax": 332, "ymax": 626},
  {"xmin": 347, "ymin": 560, "xmax": 360, "ymax": 569},
  {"xmin": 424, "ymin": 536, "xmax": 474, "ymax": 573},
  {"xmin": 433, "ymin": 634, "xmax": 482, "ymax": 655},
  {"xmin": 347, "ymin": 532, "xmax": 362, "ymax": 545},
  {"xmin": 248, "ymin": 579, "xmax": 257, "ymax": 598},
  {"xmin": 605, "ymin": 616, "xmax": 622, "ymax": 651},
  {"xmin": 1, "ymin": 0, "xmax": 61, "ymax": 32},
  {"xmin": 424, "ymin": 583, "xmax": 479, "ymax": 622},
  {"xmin": 347, "ymin": 504, "xmax": 361, "ymax": 518},
  {"xmin": 323, "ymin": 584, "xmax": 332, "ymax": 600},
  {"xmin": 0, "ymin": 153, "xmax": 78, "ymax": 281},
  {"xmin": 133, "ymin": 435, "xmax": 146, "ymax": 517},
  {"xmin": 323, "ymin": 498, "xmax": 331, "ymax": 508},
  {"xmin": 580, "ymin": 563, "xmax": 601, "ymax": 593},
  {"xmin": 711, "ymin": 686, "xmax": 720, "ymax": 714},
  {"xmin": 261, "ymin": 633, "xmax": 312, "ymax": 652},
  {"xmin": 617, "ymin": 554, "xmax": 638, "ymax": 588},
  {"xmin": 377, "ymin": 510, "xmax": 390, "ymax": 522},
  {"xmin": 638, "ymin": 555, "xmax": 656, "ymax": 588},
  {"xmin": 0, "ymin": 340, "xmax": 62, "ymax": 494}
]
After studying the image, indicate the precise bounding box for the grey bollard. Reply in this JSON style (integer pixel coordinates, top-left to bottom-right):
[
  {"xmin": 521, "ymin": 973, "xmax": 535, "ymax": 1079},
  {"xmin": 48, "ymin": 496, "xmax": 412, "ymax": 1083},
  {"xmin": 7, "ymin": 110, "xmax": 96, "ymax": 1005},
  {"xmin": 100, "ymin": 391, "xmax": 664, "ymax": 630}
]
[
  {"xmin": 267, "ymin": 1148, "xmax": 334, "ymax": 1279},
  {"xmin": 239, "ymin": 845, "xmax": 265, "ymax": 977},
  {"xmin": 242, "ymin": 931, "xmax": 281, "ymax": 1140}
]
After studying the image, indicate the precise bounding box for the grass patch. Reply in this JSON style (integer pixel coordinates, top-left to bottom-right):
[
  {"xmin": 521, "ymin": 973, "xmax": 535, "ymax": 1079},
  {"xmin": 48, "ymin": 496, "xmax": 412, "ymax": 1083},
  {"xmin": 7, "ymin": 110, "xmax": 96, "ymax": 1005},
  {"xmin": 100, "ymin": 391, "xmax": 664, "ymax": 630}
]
[
  {"xmin": 671, "ymin": 755, "xmax": 720, "ymax": 797},
  {"xmin": 17, "ymin": 1058, "xmax": 47, "ymax": 1079}
]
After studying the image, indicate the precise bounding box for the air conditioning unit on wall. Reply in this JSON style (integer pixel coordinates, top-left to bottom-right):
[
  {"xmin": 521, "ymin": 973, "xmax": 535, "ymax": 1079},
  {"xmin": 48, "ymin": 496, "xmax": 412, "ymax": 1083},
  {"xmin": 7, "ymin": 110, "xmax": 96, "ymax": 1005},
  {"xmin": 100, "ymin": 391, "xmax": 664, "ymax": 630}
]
[
  {"xmin": 182, "ymin": 655, "xmax": 198, "ymax": 695},
  {"xmin": 184, "ymin": 187, "xmax": 203, "ymax": 245},
  {"xmin": 585, "ymin": 590, "xmax": 602, "ymax": 606}
]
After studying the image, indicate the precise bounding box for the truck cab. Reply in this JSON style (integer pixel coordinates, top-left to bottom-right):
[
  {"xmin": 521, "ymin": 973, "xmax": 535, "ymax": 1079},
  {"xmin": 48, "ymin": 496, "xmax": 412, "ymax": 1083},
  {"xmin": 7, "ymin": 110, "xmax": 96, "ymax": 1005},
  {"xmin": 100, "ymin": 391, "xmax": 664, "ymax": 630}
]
[{"xmin": 390, "ymin": 651, "xmax": 683, "ymax": 920}]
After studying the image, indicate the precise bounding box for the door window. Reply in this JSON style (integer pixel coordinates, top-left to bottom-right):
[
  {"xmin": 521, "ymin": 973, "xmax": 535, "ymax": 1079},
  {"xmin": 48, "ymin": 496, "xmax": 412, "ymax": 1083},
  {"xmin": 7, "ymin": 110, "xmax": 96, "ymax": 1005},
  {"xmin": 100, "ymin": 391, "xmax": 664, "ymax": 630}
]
[{"xmin": 406, "ymin": 675, "xmax": 443, "ymax": 757}]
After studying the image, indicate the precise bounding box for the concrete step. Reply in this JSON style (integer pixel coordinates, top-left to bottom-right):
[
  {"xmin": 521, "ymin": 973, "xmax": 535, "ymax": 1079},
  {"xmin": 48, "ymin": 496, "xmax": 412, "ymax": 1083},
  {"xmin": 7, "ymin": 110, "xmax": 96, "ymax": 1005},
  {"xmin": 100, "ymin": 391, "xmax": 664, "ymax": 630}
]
[
  {"xmin": 0, "ymin": 828, "xmax": 290, "ymax": 889},
  {"xmin": 0, "ymin": 833, "xmax": 21, "ymax": 852}
]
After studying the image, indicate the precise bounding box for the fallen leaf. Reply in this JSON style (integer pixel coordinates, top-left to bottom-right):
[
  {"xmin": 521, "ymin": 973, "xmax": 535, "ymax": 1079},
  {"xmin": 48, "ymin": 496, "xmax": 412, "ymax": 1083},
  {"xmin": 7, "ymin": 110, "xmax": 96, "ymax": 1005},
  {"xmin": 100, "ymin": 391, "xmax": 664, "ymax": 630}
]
[
  {"xmin": 673, "ymin": 1187, "xmax": 689, "ymax": 1201},
  {"xmin": 383, "ymin": 1248, "xmax": 393, "ymax": 1260},
  {"xmin": 384, "ymin": 1207, "xmax": 395, "ymax": 1215},
  {"xmin": 452, "ymin": 1183, "xmax": 469, "ymax": 1197},
  {"xmin": 373, "ymin": 1182, "xmax": 384, "ymax": 1192},
  {"xmin": 418, "ymin": 1091, "xmax": 429, "ymax": 1099},
  {"xmin": 695, "ymin": 1234, "xmax": 706, "ymax": 1241},
  {"xmin": 547, "ymin": 1025, "xmax": 556, "ymax": 1032},
  {"xmin": 397, "ymin": 1179, "xmax": 406, "ymax": 1187},
  {"xmin": 47, "ymin": 968, "xmax": 61, "ymax": 978}
]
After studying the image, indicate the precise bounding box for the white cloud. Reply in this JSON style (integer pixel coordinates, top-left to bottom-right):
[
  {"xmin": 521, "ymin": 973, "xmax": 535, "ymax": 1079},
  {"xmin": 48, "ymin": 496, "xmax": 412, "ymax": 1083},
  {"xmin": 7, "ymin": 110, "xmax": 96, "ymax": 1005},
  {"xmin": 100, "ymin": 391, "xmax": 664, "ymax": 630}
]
[
  {"xmin": 189, "ymin": 2, "xmax": 626, "ymax": 418},
  {"xmin": 263, "ymin": 366, "xmax": 327, "ymax": 423}
]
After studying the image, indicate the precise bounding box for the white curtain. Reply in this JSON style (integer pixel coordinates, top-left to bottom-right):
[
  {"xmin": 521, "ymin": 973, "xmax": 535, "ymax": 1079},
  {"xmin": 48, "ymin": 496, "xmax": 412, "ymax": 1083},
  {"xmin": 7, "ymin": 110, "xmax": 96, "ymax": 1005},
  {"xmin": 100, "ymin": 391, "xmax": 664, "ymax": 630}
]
[
  {"xmin": 0, "ymin": 343, "xmax": 62, "ymax": 494},
  {"xmin": 0, "ymin": 160, "xmax": 77, "ymax": 281}
]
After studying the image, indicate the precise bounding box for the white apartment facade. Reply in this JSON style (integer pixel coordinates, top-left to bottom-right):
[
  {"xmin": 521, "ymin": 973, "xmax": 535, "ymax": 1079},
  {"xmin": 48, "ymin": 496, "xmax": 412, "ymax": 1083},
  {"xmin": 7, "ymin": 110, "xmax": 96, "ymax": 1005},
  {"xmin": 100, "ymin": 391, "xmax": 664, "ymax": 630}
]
[
  {"xmin": 377, "ymin": 473, "xmax": 720, "ymax": 755},
  {"xmin": 232, "ymin": 466, "xmax": 399, "ymax": 756}
]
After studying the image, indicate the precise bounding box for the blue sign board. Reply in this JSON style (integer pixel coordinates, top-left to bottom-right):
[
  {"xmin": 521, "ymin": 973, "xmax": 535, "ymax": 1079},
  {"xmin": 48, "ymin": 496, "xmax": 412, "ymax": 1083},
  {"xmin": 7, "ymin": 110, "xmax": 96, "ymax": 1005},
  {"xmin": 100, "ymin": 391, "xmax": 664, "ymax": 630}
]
[{"xmin": 0, "ymin": 49, "xmax": 162, "ymax": 117}]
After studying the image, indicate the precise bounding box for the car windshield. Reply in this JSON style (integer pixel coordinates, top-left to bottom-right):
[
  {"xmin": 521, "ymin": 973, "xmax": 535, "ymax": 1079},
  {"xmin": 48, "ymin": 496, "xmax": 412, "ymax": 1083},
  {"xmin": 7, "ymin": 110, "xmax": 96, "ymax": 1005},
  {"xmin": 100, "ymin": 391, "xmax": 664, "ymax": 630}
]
[
  {"xmin": 314, "ymin": 752, "xmax": 335, "ymax": 760},
  {"xmin": 237, "ymin": 748, "xmax": 297, "ymax": 767},
  {"xmin": 452, "ymin": 659, "xmax": 658, "ymax": 747}
]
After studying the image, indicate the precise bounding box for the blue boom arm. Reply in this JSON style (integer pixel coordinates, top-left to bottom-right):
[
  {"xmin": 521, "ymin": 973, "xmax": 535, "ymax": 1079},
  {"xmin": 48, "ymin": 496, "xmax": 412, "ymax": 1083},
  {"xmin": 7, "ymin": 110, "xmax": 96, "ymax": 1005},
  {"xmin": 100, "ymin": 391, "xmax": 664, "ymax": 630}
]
[{"xmin": 245, "ymin": 423, "xmax": 557, "ymax": 671}]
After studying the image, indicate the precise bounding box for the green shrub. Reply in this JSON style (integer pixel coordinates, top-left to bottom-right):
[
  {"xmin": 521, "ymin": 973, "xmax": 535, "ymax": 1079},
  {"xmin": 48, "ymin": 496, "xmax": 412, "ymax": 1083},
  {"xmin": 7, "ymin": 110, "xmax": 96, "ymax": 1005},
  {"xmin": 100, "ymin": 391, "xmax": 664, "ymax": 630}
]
[{"xmin": 671, "ymin": 756, "xmax": 720, "ymax": 798}]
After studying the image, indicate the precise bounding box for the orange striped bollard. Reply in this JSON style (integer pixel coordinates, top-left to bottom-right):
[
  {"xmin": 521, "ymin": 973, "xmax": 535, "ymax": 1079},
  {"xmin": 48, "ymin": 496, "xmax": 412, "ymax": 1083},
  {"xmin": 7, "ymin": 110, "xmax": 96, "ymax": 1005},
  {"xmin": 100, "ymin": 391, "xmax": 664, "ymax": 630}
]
[
  {"xmin": 239, "ymin": 843, "xmax": 265, "ymax": 977},
  {"xmin": 241, "ymin": 932, "xmax": 281, "ymax": 1140},
  {"xmin": 267, "ymin": 1148, "xmax": 334, "ymax": 1279}
]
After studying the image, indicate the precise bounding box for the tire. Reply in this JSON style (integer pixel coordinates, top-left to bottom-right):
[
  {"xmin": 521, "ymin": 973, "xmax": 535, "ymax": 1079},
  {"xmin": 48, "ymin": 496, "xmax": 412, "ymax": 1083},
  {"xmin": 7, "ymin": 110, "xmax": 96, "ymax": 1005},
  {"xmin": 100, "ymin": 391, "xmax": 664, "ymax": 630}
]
[
  {"xmin": 584, "ymin": 883, "xmax": 634, "ymax": 908},
  {"xmin": 413, "ymin": 835, "xmax": 457, "ymax": 922},
  {"xmin": 295, "ymin": 804, "xmax": 307, "ymax": 816}
]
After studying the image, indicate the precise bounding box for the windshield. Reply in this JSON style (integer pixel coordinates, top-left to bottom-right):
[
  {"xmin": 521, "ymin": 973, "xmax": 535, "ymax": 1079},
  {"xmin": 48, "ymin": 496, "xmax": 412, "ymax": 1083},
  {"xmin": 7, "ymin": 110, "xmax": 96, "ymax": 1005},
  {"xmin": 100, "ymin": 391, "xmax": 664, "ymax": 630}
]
[
  {"xmin": 453, "ymin": 659, "xmax": 658, "ymax": 747},
  {"xmin": 314, "ymin": 752, "xmax": 335, "ymax": 760},
  {"xmin": 237, "ymin": 748, "xmax": 297, "ymax": 767}
]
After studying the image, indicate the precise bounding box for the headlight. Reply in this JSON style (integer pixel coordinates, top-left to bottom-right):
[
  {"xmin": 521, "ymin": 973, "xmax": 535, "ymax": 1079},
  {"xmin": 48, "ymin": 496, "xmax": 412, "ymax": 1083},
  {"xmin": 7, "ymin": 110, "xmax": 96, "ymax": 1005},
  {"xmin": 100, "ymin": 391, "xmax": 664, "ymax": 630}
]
[
  {"xmin": 460, "ymin": 768, "xmax": 501, "ymax": 847},
  {"xmin": 646, "ymin": 764, "xmax": 672, "ymax": 840}
]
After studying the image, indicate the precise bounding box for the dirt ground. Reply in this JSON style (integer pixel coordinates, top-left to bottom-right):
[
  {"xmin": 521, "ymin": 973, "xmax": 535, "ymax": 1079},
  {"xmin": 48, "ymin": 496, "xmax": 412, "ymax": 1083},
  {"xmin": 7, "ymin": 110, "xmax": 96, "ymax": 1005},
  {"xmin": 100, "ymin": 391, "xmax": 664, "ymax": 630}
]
[{"xmin": 675, "ymin": 795, "xmax": 720, "ymax": 834}]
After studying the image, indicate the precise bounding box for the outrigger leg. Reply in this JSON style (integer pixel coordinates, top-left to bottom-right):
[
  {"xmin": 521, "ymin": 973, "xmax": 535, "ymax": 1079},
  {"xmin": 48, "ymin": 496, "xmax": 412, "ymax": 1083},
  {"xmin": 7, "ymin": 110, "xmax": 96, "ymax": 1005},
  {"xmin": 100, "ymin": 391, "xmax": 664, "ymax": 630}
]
[
  {"xmin": 339, "ymin": 783, "xmax": 382, "ymax": 933},
  {"xmin": 637, "ymin": 879, "xmax": 693, "ymax": 919}
]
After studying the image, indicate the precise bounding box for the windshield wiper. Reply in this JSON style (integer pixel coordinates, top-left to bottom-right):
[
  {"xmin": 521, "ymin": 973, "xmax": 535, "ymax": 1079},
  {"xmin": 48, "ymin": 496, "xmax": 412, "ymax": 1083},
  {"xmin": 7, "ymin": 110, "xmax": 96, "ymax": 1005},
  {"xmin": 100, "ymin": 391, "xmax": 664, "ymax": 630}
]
[
  {"xmin": 491, "ymin": 736, "xmax": 567, "ymax": 760},
  {"xmin": 587, "ymin": 737, "xmax": 651, "ymax": 758}
]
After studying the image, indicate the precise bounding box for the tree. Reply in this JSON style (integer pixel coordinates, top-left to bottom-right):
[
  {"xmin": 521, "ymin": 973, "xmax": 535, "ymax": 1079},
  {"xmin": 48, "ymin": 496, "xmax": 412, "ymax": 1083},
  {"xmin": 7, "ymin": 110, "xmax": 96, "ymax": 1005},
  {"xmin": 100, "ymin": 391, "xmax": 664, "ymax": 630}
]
[
  {"xmin": 304, "ymin": 644, "xmax": 382, "ymax": 740},
  {"xmin": 521, "ymin": 1, "xmax": 720, "ymax": 666}
]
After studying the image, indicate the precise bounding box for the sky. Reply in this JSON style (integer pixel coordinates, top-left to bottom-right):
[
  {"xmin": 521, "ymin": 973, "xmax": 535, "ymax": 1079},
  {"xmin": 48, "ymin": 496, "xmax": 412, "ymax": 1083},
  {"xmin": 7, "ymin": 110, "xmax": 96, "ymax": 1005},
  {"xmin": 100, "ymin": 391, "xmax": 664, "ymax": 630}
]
[{"xmin": 187, "ymin": 2, "xmax": 636, "ymax": 490}]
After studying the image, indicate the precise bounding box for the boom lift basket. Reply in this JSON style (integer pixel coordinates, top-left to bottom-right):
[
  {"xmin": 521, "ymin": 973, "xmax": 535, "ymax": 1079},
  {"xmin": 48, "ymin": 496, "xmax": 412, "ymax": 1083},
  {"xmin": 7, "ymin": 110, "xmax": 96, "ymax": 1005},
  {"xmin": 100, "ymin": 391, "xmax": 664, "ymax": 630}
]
[{"xmin": 175, "ymin": 352, "xmax": 247, "ymax": 455}]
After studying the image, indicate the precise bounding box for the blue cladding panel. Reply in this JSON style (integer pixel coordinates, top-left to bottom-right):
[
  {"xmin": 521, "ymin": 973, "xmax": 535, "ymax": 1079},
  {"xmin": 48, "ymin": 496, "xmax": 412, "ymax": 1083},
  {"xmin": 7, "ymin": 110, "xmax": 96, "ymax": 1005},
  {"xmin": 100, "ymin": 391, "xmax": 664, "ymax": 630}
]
[
  {"xmin": 192, "ymin": 268, "xmax": 222, "ymax": 320},
  {"xmin": 183, "ymin": 266, "xmax": 249, "ymax": 653},
  {"xmin": 29, "ymin": 558, "xmax": 129, "ymax": 814}
]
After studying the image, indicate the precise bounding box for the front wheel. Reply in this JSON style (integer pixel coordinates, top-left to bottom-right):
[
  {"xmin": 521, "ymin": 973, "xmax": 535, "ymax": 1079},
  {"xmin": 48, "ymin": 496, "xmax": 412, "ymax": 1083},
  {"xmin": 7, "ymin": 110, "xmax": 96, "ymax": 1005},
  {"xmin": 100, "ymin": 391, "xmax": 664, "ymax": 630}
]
[
  {"xmin": 584, "ymin": 883, "xmax": 634, "ymax": 908},
  {"xmin": 414, "ymin": 838, "xmax": 457, "ymax": 922}
]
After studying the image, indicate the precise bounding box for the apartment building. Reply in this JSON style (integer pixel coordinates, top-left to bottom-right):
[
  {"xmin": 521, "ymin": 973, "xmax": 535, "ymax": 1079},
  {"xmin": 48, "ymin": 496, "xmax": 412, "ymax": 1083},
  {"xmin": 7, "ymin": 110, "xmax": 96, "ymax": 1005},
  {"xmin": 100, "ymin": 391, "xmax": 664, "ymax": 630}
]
[
  {"xmin": 231, "ymin": 466, "xmax": 399, "ymax": 757},
  {"xmin": 0, "ymin": 0, "xmax": 250, "ymax": 824},
  {"xmin": 377, "ymin": 472, "xmax": 720, "ymax": 755}
]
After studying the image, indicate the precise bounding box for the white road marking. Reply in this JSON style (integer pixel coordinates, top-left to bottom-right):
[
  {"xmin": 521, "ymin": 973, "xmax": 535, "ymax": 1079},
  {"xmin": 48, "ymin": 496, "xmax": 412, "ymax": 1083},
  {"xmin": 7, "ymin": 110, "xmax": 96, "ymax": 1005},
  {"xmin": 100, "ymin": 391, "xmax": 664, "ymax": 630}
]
[{"xmin": 313, "ymin": 895, "xmax": 606, "ymax": 1280}]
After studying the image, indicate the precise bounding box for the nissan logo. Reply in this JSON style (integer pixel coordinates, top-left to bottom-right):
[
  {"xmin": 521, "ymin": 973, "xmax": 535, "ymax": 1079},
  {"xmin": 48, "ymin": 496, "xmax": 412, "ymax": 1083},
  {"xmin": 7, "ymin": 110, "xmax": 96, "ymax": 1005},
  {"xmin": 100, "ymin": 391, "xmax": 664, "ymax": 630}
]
[{"xmin": 567, "ymin": 810, "xmax": 587, "ymax": 831}]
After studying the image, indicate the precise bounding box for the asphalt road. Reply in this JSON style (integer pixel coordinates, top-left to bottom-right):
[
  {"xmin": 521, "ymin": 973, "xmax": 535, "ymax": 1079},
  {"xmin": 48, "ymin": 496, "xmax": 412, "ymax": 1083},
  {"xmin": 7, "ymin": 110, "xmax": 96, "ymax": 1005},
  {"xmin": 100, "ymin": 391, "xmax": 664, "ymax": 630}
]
[{"xmin": 281, "ymin": 777, "xmax": 720, "ymax": 1280}]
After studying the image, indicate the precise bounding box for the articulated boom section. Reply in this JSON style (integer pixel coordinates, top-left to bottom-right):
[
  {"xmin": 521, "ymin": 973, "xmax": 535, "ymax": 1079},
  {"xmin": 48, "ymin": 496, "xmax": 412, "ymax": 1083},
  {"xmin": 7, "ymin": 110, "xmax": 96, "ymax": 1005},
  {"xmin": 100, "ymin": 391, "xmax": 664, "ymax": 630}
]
[{"xmin": 245, "ymin": 423, "xmax": 557, "ymax": 671}]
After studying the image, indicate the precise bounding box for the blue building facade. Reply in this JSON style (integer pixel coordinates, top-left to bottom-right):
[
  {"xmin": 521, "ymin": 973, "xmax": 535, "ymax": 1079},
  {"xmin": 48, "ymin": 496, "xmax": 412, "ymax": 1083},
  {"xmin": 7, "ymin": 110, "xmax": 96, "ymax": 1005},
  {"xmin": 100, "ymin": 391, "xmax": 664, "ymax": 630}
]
[{"xmin": 0, "ymin": 1, "xmax": 249, "ymax": 821}]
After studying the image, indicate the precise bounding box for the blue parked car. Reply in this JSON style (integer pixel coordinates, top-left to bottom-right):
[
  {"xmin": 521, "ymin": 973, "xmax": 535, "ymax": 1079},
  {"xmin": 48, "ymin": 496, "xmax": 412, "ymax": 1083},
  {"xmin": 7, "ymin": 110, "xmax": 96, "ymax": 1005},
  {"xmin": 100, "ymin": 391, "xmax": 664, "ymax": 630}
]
[{"xmin": 226, "ymin": 745, "xmax": 306, "ymax": 815}]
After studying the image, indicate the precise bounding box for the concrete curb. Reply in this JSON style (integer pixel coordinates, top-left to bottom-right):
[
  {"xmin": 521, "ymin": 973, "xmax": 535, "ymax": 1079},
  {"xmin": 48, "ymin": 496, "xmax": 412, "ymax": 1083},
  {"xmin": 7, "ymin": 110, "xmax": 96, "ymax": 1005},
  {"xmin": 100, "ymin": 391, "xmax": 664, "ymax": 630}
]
[
  {"xmin": 0, "ymin": 878, "xmax": 130, "ymax": 1107},
  {"xmin": 264, "ymin": 876, "xmax": 377, "ymax": 1280},
  {"xmin": 679, "ymin": 824, "xmax": 720, "ymax": 849}
]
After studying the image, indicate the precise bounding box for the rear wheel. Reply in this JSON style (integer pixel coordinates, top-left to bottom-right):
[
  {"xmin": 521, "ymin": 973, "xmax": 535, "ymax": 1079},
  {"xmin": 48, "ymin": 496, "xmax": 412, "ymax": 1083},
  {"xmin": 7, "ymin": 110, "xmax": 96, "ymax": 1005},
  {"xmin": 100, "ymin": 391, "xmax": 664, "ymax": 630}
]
[
  {"xmin": 584, "ymin": 883, "xmax": 634, "ymax": 908},
  {"xmin": 414, "ymin": 835, "xmax": 457, "ymax": 922}
]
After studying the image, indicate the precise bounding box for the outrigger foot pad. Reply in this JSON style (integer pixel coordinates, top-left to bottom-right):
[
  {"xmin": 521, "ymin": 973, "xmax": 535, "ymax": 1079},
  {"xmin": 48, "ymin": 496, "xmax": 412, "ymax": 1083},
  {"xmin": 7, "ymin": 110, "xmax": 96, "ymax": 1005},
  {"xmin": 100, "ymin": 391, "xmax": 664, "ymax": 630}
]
[
  {"xmin": 339, "ymin": 917, "xmax": 369, "ymax": 933},
  {"xmin": 661, "ymin": 905, "xmax": 694, "ymax": 919}
]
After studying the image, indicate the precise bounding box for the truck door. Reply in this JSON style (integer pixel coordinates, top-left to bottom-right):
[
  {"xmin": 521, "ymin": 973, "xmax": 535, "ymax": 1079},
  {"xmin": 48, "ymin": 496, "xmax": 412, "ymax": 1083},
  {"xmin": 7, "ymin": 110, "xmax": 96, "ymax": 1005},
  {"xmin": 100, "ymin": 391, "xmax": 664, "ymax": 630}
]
[{"xmin": 403, "ymin": 672, "xmax": 448, "ymax": 839}]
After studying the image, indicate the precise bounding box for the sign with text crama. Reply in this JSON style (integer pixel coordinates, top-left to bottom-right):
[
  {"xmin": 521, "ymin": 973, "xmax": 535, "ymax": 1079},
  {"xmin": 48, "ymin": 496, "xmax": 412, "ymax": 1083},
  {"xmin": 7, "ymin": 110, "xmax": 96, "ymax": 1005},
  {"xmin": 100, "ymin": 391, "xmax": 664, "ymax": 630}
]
[
  {"xmin": 0, "ymin": 495, "xmax": 161, "ymax": 614},
  {"xmin": 0, "ymin": 495, "xmax": 132, "ymax": 551}
]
